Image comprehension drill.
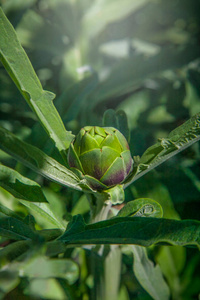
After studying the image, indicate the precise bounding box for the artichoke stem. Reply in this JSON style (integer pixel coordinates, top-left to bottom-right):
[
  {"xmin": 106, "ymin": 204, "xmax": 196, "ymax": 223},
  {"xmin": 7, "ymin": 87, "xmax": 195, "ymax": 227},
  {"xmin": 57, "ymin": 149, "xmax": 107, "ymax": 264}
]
[{"xmin": 86, "ymin": 193, "xmax": 112, "ymax": 223}]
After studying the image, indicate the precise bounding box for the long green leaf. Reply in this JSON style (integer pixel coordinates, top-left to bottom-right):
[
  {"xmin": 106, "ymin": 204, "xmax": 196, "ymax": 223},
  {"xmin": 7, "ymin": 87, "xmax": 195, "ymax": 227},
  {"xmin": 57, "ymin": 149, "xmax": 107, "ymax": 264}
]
[
  {"xmin": 156, "ymin": 246, "xmax": 186, "ymax": 298},
  {"xmin": 59, "ymin": 215, "xmax": 200, "ymax": 248},
  {"xmin": 0, "ymin": 126, "xmax": 82, "ymax": 191},
  {"xmin": 0, "ymin": 240, "xmax": 32, "ymax": 264},
  {"xmin": 0, "ymin": 8, "xmax": 74, "ymax": 158},
  {"xmin": 131, "ymin": 246, "xmax": 170, "ymax": 300},
  {"xmin": 124, "ymin": 112, "xmax": 200, "ymax": 188},
  {"xmin": 16, "ymin": 256, "xmax": 79, "ymax": 284},
  {"xmin": 0, "ymin": 164, "xmax": 47, "ymax": 203},
  {"xmin": 0, "ymin": 216, "xmax": 40, "ymax": 241},
  {"xmin": 19, "ymin": 201, "xmax": 66, "ymax": 229},
  {"xmin": 0, "ymin": 203, "xmax": 23, "ymax": 220}
]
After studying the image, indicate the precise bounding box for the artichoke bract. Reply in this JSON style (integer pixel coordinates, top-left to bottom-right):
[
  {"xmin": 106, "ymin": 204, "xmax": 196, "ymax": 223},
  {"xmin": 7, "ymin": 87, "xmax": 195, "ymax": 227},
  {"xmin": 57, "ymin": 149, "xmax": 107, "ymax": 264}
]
[{"xmin": 68, "ymin": 126, "xmax": 133, "ymax": 190}]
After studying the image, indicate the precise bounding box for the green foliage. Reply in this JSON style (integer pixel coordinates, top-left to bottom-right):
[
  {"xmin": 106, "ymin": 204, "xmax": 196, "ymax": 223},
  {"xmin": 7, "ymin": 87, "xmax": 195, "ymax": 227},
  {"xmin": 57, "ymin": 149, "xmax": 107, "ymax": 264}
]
[
  {"xmin": 0, "ymin": 216, "xmax": 40, "ymax": 241},
  {"xmin": 0, "ymin": 126, "xmax": 82, "ymax": 191},
  {"xmin": 116, "ymin": 198, "xmax": 163, "ymax": 218},
  {"xmin": 0, "ymin": 164, "xmax": 47, "ymax": 203},
  {"xmin": 103, "ymin": 109, "xmax": 130, "ymax": 142},
  {"xmin": 131, "ymin": 246, "xmax": 170, "ymax": 300},
  {"xmin": 58, "ymin": 214, "xmax": 200, "ymax": 248},
  {"xmin": 0, "ymin": 7, "xmax": 74, "ymax": 162},
  {"xmin": 0, "ymin": 1, "xmax": 200, "ymax": 299},
  {"xmin": 124, "ymin": 112, "xmax": 200, "ymax": 187}
]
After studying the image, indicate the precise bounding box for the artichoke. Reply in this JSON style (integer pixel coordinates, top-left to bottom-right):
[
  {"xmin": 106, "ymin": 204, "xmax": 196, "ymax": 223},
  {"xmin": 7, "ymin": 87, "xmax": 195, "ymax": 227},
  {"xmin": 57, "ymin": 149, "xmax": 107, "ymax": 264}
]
[{"xmin": 68, "ymin": 126, "xmax": 133, "ymax": 190}]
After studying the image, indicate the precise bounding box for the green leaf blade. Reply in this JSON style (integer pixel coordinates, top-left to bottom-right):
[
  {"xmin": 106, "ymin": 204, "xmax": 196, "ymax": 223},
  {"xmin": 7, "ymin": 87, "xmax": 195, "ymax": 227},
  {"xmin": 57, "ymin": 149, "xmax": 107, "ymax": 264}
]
[
  {"xmin": 59, "ymin": 216, "xmax": 200, "ymax": 248},
  {"xmin": 0, "ymin": 126, "xmax": 82, "ymax": 192},
  {"xmin": 0, "ymin": 8, "xmax": 74, "ymax": 156},
  {"xmin": 19, "ymin": 256, "xmax": 79, "ymax": 284},
  {"xmin": 0, "ymin": 203, "xmax": 23, "ymax": 220},
  {"xmin": 131, "ymin": 246, "xmax": 170, "ymax": 300},
  {"xmin": 19, "ymin": 201, "xmax": 66, "ymax": 230},
  {"xmin": 125, "ymin": 112, "xmax": 200, "ymax": 188},
  {"xmin": 0, "ymin": 165, "xmax": 47, "ymax": 203},
  {"xmin": 0, "ymin": 240, "xmax": 32, "ymax": 264},
  {"xmin": 0, "ymin": 216, "xmax": 40, "ymax": 241}
]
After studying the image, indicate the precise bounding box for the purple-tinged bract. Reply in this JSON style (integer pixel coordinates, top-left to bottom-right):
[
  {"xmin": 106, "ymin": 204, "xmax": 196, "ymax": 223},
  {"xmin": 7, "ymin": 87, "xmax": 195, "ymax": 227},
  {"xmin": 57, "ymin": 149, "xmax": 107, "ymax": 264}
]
[{"xmin": 67, "ymin": 126, "xmax": 133, "ymax": 190}]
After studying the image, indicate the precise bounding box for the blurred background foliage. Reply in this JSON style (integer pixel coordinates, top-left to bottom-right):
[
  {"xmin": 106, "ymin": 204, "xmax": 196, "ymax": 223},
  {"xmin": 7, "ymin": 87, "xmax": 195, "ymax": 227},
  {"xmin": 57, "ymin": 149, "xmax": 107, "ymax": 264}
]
[{"xmin": 0, "ymin": 0, "xmax": 200, "ymax": 299}]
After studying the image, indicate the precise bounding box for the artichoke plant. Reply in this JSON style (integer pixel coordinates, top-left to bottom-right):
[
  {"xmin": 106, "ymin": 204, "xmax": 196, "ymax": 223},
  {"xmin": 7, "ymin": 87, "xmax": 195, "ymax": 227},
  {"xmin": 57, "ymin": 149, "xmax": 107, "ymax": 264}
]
[{"xmin": 68, "ymin": 126, "xmax": 133, "ymax": 191}]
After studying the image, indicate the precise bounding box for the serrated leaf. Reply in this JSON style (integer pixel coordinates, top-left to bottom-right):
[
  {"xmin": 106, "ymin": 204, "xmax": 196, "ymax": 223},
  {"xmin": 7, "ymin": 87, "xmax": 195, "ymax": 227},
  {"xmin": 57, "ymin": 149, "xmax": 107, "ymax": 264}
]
[
  {"xmin": 117, "ymin": 198, "xmax": 163, "ymax": 218},
  {"xmin": 124, "ymin": 112, "xmax": 200, "ymax": 188},
  {"xmin": 131, "ymin": 246, "xmax": 170, "ymax": 300},
  {"xmin": 59, "ymin": 215, "xmax": 200, "ymax": 248},
  {"xmin": 0, "ymin": 164, "xmax": 47, "ymax": 203},
  {"xmin": 0, "ymin": 8, "xmax": 74, "ymax": 158}
]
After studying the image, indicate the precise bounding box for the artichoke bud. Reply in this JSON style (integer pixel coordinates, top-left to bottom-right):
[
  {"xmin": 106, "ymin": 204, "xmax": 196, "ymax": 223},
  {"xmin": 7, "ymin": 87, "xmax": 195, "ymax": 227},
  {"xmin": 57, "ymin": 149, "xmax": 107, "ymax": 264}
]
[{"xmin": 68, "ymin": 126, "xmax": 133, "ymax": 190}]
